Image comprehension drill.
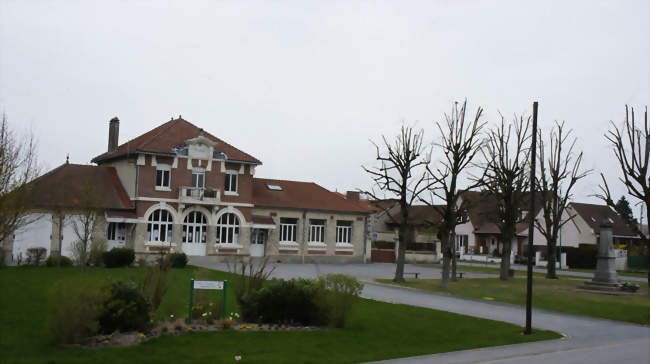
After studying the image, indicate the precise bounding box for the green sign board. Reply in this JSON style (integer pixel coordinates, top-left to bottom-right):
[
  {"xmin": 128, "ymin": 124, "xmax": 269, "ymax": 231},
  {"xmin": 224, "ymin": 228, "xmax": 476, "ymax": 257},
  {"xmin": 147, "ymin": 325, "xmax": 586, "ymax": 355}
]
[{"xmin": 187, "ymin": 279, "xmax": 227, "ymax": 323}]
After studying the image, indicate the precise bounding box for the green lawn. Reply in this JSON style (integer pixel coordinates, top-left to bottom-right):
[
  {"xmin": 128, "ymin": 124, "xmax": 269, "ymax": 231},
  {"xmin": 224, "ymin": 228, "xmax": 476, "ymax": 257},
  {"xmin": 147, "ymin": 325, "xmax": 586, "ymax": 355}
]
[
  {"xmin": 417, "ymin": 263, "xmax": 574, "ymax": 278},
  {"xmin": 565, "ymin": 267, "xmax": 649, "ymax": 279},
  {"xmin": 419, "ymin": 263, "xmax": 648, "ymax": 280},
  {"xmin": 0, "ymin": 266, "xmax": 559, "ymax": 364},
  {"xmin": 377, "ymin": 277, "xmax": 650, "ymax": 325}
]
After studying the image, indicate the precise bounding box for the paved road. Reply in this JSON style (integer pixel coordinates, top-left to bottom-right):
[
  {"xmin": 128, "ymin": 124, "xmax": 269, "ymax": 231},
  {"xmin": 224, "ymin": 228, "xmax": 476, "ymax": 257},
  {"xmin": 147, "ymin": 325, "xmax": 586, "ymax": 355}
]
[{"xmin": 189, "ymin": 258, "xmax": 650, "ymax": 364}]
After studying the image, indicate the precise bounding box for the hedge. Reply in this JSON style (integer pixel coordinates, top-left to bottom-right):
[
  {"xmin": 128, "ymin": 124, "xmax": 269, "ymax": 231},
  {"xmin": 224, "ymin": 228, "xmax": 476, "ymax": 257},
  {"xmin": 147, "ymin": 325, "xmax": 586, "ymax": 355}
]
[
  {"xmin": 102, "ymin": 248, "xmax": 135, "ymax": 268},
  {"xmin": 565, "ymin": 244, "xmax": 598, "ymax": 269}
]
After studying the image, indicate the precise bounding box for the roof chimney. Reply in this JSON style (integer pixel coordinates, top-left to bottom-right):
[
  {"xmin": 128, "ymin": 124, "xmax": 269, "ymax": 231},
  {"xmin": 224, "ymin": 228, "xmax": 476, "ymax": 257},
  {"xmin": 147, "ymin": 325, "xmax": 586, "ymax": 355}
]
[
  {"xmin": 346, "ymin": 191, "xmax": 360, "ymax": 201},
  {"xmin": 108, "ymin": 117, "xmax": 119, "ymax": 153}
]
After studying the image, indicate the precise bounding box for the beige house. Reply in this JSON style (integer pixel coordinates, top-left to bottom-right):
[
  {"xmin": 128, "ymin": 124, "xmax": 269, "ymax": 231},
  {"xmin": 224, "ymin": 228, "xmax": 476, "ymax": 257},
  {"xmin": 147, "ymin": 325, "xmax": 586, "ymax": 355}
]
[{"xmin": 3, "ymin": 116, "xmax": 370, "ymax": 264}]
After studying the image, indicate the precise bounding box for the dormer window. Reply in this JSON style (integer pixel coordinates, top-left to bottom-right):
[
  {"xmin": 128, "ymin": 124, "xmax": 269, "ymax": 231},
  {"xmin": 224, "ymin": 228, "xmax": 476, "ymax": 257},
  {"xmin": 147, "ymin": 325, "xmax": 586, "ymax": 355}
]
[
  {"xmin": 156, "ymin": 164, "xmax": 171, "ymax": 190},
  {"xmin": 225, "ymin": 171, "xmax": 238, "ymax": 194},
  {"xmin": 267, "ymin": 184, "xmax": 282, "ymax": 191}
]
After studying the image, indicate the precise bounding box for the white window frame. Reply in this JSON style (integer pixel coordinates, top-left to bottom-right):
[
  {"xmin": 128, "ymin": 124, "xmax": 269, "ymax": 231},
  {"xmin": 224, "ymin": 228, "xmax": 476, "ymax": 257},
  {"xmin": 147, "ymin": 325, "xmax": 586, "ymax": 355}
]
[
  {"xmin": 146, "ymin": 209, "xmax": 173, "ymax": 244},
  {"xmin": 155, "ymin": 164, "xmax": 171, "ymax": 191},
  {"xmin": 182, "ymin": 211, "xmax": 207, "ymax": 244},
  {"xmin": 224, "ymin": 170, "xmax": 238, "ymax": 195},
  {"xmin": 192, "ymin": 167, "xmax": 205, "ymax": 188},
  {"xmin": 216, "ymin": 213, "xmax": 240, "ymax": 244},
  {"xmin": 107, "ymin": 222, "xmax": 126, "ymax": 242},
  {"xmin": 336, "ymin": 220, "xmax": 352, "ymax": 244},
  {"xmin": 309, "ymin": 219, "xmax": 325, "ymax": 243},
  {"xmin": 279, "ymin": 218, "xmax": 298, "ymax": 244}
]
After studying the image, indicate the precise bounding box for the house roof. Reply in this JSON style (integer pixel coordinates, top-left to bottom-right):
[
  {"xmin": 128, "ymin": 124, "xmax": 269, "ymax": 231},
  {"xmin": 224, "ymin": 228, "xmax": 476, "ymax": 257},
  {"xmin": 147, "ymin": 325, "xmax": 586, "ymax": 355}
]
[
  {"xmin": 252, "ymin": 178, "xmax": 370, "ymax": 213},
  {"xmin": 387, "ymin": 205, "xmax": 445, "ymax": 226},
  {"xmin": 91, "ymin": 117, "xmax": 261, "ymax": 165},
  {"xmin": 28, "ymin": 163, "xmax": 133, "ymax": 210},
  {"xmin": 569, "ymin": 202, "xmax": 636, "ymax": 237},
  {"xmin": 460, "ymin": 190, "xmax": 544, "ymax": 235}
]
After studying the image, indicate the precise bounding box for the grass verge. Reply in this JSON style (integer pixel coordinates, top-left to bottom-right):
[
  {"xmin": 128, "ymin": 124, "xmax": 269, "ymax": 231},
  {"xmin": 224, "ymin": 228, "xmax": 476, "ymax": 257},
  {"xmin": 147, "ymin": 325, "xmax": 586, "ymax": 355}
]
[
  {"xmin": 418, "ymin": 263, "xmax": 647, "ymax": 280},
  {"xmin": 376, "ymin": 277, "xmax": 650, "ymax": 325},
  {"xmin": 0, "ymin": 266, "xmax": 560, "ymax": 363}
]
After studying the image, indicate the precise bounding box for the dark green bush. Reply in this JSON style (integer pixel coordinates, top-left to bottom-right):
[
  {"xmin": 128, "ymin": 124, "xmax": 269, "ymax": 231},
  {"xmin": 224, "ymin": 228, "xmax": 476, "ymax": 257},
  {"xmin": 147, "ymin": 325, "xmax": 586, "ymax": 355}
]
[
  {"xmin": 45, "ymin": 255, "xmax": 73, "ymax": 267},
  {"xmin": 98, "ymin": 280, "xmax": 151, "ymax": 334},
  {"xmin": 26, "ymin": 247, "xmax": 47, "ymax": 265},
  {"xmin": 167, "ymin": 252, "xmax": 188, "ymax": 268},
  {"xmin": 48, "ymin": 279, "xmax": 106, "ymax": 344},
  {"xmin": 102, "ymin": 248, "xmax": 135, "ymax": 268},
  {"xmin": 565, "ymin": 244, "xmax": 598, "ymax": 269},
  {"xmin": 240, "ymin": 278, "xmax": 327, "ymax": 326}
]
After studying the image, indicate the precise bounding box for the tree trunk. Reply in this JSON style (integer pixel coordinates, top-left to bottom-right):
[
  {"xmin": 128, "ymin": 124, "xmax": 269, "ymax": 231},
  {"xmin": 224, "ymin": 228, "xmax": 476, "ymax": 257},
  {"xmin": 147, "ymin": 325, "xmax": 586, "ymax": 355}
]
[
  {"xmin": 451, "ymin": 243, "xmax": 457, "ymax": 282},
  {"xmin": 56, "ymin": 214, "xmax": 63, "ymax": 268},
  {"xmin": 440, "ymin": 232, "xmax": 450, "ymax": 288},
  {"xmin": 393, "ymin": 223, "xmax": 407, "ymax": 283},
  {"xmin": 546, "ymin": 239, "xmax": 558, "ymax": 279},
  {"xmin": 499, "ymin": 239, "xmax": 512, "ymax": 280},
  {"xmin": 642, "ymin": 206, "xmax": 650, "ymax": 296}
]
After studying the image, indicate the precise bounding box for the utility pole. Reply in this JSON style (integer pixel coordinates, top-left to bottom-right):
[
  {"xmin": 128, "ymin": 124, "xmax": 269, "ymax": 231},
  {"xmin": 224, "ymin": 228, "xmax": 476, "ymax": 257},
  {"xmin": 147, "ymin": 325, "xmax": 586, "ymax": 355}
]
[{"xmin": 525, "ymin": 101, "xmax": 539, "ymax": 335}]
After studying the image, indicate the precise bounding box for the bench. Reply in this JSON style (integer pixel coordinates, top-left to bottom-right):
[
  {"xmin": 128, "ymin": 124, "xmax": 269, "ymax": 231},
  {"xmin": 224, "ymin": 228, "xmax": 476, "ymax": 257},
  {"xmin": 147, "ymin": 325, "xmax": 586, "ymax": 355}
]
[{"xmin": 404, "ymin": 272, "xmax": 420, "ymax": 279}]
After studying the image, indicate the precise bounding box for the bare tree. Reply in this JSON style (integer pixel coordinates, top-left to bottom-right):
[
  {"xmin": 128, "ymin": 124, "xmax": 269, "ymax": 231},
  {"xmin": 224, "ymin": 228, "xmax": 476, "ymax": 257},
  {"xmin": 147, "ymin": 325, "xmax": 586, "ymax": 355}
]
[
  {"xmin": 536, "ymin": 121, "xmax": 589, "ymax": 279},
  {"xmin": 421, "ymin": 100, "xmax": 485, "ymax": 288},
  {"xmin": 363, "ymin": 125, "xmax": 432, "ymax": 283},
  {"xmin": 477, "ymin": 114, "xmax": 531, "ymax": 280},
  {"xmin": 0, "ymin": 114, "xmax": 40, "ymax": 247},
  {"xmin": 70, "ymin": 180, "xmax": 99, "ymax": 273},
  {"xmin": 597, "ymin": 105, "xmax": 649, "ymax": 288}
]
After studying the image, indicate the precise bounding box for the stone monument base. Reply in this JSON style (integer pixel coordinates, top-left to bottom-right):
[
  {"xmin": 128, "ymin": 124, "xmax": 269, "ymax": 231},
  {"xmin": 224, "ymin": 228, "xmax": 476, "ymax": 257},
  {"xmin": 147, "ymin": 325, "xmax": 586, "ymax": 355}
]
[{"xmin": 580, "ymin": 280, "xmax": 621, "ymax": 292}]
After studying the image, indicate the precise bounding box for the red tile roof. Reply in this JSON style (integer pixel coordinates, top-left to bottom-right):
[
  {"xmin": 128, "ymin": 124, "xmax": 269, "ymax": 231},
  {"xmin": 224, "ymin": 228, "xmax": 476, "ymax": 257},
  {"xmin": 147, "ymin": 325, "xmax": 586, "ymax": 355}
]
[
  {"xmin": 28, "ymin": 163, "xmax": 133, "ymax": 210},
  {"xmin": 569, "ymin": 202, "xmax": 636, "ymax": 237},
  {"xmin": 251, "ymin": 215, "xmax": 275, "ymax": 225},
  {"xmin": 252, "ymin": 178, "xmax": 371, "ymax": 213},
  {"xmin": 91, "ymin": 117, "xmax": 261, "ymax": 164}
]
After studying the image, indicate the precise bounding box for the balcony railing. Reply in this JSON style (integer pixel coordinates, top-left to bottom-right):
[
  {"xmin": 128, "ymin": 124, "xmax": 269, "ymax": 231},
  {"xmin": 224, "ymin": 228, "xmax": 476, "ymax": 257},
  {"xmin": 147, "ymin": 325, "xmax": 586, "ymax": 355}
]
[{"xmin": 179, "ymin": 186, "xmax": 220, "ymax": 203}]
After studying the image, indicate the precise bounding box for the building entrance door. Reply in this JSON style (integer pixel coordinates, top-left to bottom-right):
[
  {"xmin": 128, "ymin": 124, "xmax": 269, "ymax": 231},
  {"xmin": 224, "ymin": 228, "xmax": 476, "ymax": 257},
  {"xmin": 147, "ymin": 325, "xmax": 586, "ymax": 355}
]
[{"xmin": 250, "ymin": 229, "xmax": 267, "ymax": 257}]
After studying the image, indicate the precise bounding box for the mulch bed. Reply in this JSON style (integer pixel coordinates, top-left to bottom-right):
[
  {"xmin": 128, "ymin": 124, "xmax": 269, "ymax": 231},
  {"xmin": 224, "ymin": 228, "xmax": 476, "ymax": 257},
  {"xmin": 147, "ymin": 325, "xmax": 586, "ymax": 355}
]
[{"xmin": 81, "ymin": 320, "xmax": 321, "ymax": 348}]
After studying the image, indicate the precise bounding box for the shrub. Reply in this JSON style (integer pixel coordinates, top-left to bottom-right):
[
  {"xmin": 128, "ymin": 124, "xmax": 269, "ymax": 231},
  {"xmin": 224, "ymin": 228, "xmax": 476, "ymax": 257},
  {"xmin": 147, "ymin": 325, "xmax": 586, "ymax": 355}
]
[
  {"xmin": 89, "ymin": 237, "xmax": 108, "ymax": 266},
  {"xmin": 167, "ymin": 252, "xmax": 188, "ymax": 268},
  {"xmin": 98, "ymin": 280, "xmax": 151, "ymax": 334},
  {"xmin": 566, "ymin": 244, "xmax": 598, "ymax": 269},
  {"xmin": 138, "ymin": 255, "xmax": 171, "ymax": 311},
  {"xmin": 317, "ymin": 274, "xmax": 363, "ymax": 328},
  {"xmin": 48, "ymin": 279, "xmax": 106, "ymax": 344},
  {"xmin": 26, "ymin": 247, "xmax": 47, "ymax": 265},
  {"xmin": 45, "ymin": 255, "xmax": 73, "ymax": 267},
  {"xmin": 240, "ymin": 278, "xmax": 326, "ymax": 326},
  {"xmin": 102, "ymin": 248, "xmax": 135, "ymax": 268}
]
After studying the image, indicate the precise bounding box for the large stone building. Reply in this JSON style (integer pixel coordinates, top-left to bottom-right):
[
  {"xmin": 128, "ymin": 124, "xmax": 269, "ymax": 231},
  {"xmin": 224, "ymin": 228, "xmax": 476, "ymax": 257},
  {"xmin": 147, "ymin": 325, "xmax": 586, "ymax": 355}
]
[{"xmin": 3, "ymin": 116, "xmax": 370, "ymax": 263}]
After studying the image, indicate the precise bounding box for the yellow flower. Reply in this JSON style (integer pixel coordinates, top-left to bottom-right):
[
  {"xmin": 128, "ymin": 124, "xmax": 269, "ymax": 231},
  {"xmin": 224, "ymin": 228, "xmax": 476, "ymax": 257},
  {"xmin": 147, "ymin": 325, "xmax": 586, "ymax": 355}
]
[
  {"xmin": 138, "ymin": 333, "xmax": 146, "ymax": 339},
  {"xmin": 188, "ymin": 327, "xmax": 193, "ymax": 331}
]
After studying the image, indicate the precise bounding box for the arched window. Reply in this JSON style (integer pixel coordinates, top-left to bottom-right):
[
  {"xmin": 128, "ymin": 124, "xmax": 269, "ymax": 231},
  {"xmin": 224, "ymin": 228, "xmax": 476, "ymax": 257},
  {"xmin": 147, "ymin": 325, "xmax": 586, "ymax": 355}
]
[
  {"xmin": 183, "ymin": 211, "xmax": 207, "ymax": 243},
  {"xmin": 147, "ymin": 209, "xmax": 173, "ymax": 242},
  {"xmin": 216, "ymin": 213, "xmax": 239, "ymax": 244}
]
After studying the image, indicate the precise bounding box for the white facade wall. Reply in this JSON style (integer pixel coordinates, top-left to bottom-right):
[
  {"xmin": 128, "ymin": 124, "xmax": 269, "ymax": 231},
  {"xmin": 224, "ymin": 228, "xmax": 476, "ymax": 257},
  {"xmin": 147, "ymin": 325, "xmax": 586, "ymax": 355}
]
[{"xmin": 12, "ymin": 213, "xmax": 52, "ymax": 260}]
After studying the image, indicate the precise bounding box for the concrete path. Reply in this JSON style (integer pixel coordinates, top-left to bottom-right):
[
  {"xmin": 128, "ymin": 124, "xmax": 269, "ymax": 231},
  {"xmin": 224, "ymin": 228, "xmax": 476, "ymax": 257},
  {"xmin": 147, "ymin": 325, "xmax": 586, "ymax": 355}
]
[{"xmin": 189, "ymin": 258, "xmax": 650, "ymax": 364}]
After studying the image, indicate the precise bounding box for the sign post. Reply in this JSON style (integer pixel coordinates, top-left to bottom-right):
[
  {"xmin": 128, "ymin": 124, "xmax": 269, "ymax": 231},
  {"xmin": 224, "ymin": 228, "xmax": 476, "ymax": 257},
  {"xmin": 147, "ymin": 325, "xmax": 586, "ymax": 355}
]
[{"xmin": 187, "ymin": 279, "xmax": 227, "ymax": 323}]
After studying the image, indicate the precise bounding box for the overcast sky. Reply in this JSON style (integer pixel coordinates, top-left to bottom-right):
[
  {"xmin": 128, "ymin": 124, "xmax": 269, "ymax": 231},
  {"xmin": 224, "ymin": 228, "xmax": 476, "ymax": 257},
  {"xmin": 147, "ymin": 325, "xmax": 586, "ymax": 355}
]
[{"xmin": 1, "ymin": 1, "xmax": 648, "ymax": 210}]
